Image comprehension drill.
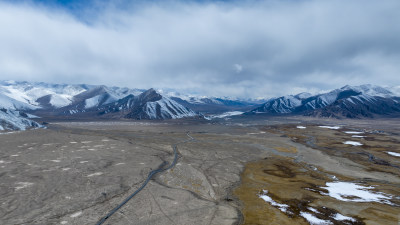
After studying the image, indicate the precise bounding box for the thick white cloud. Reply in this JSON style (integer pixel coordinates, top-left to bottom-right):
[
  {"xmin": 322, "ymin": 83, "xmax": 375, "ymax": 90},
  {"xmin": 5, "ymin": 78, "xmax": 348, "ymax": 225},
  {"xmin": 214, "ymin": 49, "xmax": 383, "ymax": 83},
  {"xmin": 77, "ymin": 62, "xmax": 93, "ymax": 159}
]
[{"xmin": 0, "ymin": 0, "xmax": 399, "ymax": 98}]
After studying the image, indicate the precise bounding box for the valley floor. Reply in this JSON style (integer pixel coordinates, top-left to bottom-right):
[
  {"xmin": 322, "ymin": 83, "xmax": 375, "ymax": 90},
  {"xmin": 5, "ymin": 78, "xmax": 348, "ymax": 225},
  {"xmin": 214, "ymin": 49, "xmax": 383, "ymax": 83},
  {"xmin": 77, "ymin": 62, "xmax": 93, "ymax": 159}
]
[{"xmin": 0, "ymin": 116, "xmax": 399, "ymax": 224}]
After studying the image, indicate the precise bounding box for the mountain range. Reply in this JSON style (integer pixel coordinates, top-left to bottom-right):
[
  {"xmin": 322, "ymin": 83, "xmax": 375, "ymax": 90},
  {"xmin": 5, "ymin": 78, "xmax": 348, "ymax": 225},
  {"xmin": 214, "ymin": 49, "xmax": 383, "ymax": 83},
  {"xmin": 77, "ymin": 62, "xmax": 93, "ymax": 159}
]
[
  {"xmin": 0, "ymin": 80, "xmax": 399, "ymax": 131},
  {"xmin": 250, "ymin": 84, "xmax": 400, "ymax": 118}
]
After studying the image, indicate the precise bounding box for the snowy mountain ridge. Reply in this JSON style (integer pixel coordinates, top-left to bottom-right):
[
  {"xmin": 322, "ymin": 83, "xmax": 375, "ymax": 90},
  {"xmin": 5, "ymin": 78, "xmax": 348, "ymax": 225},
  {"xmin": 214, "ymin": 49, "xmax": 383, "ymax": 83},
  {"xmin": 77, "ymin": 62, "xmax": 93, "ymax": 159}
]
[
  {"xmin": 251, "ymin": 84, "xmax": 400, "ymax": 118},
  {"xmin": 1, "ymin": 81, "xmax": 400, "ymax": 130},
  {"xmin": 0, "ymin": 108, "xmax": 42, "ymax": 131}
]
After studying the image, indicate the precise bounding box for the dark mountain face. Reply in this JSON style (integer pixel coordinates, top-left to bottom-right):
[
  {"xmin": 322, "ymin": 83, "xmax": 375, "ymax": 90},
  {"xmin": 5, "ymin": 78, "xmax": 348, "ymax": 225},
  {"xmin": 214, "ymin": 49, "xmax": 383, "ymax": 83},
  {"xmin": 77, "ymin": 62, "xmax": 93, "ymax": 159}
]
[
  {"xmin": 36, "ymin": 95, "xmax": 53, "ymax": 109},
  {"xmin": 135, "ymin": 88, "xmax": 162, "ymax": 105}
]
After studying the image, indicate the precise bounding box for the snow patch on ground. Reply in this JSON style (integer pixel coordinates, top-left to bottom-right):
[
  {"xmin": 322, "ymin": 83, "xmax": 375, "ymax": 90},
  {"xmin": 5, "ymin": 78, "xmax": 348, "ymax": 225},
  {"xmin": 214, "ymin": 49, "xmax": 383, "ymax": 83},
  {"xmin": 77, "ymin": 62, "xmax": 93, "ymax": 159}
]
[
  {"xmin": 343, "ymin": 141, "xmax": 363, "ymax": 146},
  {"xmin": 352, "ymin": 135, "xmax": 365, "ymax": 138},
  {"xmin": 15, "ymin": 182, "xmax": 34, "ymax": 190},
  {"xmin": 297, "ymin": 126, "xmax": 306, "ymax": 129},
  {"xmin": 300, "ymin": 212, "xmax": 332, "ymax": 225},
  {"xmin": 344, "ymin": 131, "xmax": 364, "ymax": 134},
  {"xmin": 333, "ymin": 213, "xmax": 356, "ymax": 222},
  {"xmin": 0, "ymin": 131, "xmax": 20, "ymax": 135},
  {"xmin": 387, "ymin": 152, "xmax": 400, "ymax": 157},
  {"xmin": 307, "ymin": 207, "xmax": 318, "ymax": 213},
  {"xmin": 87, "ymin": 172, "xmax": 103, "ymax": 177},
  {"xmin": 248, "ymin": 132, "xmax": 265, "ymax": 135},
  {"xmin": 208, "ymin": 111, "xmax": 243, "ymax": 119},
  {"xmin": 321, "ymin": 181, "xmax": 393, "ymax": 204},
  {"xmin": 319, "ymin": 126, "xmax": 341, "ymax": 130},
  {"xmin": 70, "ymin": 211, "xmax": 82, "ymax": 218},
  {"xmin": 258, "ymin": 190, "xmax": 289, "ymax": 213},
  {"xmin": 26, "ymin": 113, "xmax": 40, "ymax": 118}
]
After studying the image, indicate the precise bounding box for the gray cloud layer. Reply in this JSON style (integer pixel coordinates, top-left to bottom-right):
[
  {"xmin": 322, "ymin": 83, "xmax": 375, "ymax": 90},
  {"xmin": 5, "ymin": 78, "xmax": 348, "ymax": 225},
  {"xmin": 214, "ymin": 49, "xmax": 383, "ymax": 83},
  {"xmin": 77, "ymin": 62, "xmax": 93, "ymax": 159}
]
[{"xmin": 0, "ymin": 0, "xmax": 399, "ymax": 98}]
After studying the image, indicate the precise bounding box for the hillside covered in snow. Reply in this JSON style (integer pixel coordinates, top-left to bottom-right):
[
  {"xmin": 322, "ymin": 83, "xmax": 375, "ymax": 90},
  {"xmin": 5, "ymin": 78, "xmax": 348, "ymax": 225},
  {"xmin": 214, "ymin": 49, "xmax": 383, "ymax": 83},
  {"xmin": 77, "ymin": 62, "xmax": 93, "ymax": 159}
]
[{"xmin": 251, "ymin": 85, "xmax": 400, "ymax": 118}]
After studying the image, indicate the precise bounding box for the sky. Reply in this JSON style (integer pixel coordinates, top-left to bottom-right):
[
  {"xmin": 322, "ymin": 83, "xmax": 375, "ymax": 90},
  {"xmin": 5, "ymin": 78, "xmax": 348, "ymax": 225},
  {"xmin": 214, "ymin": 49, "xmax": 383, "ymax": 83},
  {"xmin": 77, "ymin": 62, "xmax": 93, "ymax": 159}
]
[{"xmin": 0, "ymin": 0, "xmax": 399, "ymax": 98}]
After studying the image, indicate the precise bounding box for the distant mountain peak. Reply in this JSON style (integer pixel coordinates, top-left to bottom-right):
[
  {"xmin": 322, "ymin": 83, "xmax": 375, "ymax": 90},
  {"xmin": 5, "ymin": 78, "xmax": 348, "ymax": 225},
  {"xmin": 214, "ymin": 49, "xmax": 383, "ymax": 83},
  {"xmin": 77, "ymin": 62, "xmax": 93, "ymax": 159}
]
[
  {"xmin": 138, "ymin": 88, "xmax": 162, "ymax": 103},
  {"xmin": 250, "ymin": 84, "xmax": 400, "ymax": 118}
]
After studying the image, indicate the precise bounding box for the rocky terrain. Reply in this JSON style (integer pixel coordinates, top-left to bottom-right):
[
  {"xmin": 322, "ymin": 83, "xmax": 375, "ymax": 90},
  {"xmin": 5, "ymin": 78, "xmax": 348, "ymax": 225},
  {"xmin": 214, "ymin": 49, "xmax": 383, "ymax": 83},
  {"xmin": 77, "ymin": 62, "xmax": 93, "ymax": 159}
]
[{"xmin": 0, "ymin": 116, "xmax": 399, "ymax": 224}]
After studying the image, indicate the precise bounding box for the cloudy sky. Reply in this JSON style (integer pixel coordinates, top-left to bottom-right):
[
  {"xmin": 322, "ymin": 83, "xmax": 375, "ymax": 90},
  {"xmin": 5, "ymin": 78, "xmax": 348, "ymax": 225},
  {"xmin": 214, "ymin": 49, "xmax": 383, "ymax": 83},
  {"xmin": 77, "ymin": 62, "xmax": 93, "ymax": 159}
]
[{"xmin": 0, "ymin": 0, "xmax": 399, "ymax": 98}]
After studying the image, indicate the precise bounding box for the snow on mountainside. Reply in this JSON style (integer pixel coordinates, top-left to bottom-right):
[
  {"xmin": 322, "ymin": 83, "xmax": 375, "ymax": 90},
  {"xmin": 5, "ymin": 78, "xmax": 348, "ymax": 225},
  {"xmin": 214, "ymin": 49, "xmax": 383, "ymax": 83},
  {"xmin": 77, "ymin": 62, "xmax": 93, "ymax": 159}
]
[
  {"xmin": 142, "ymin": 97, "xmax": 197, "ymax": 119},
  {"xmin": 0, "ymin": 81, "xmax": 195, "ymax": 120},
  {"xmin": 2, "ymin": 81, "xmax": 398, "ymax": 120},
  {"xmin": 388, "ymin": 86, "xmax": 400, "ymax": 96},
  {"xmin": 0, "ymin": 108, "xmax": 42, "ymax": 131},
  {"xmin": 0, "ymin": 80, "xmax": 89, "ymax": 109},
  {"xmin": 341, "ymin": 84, "xmax": 395, "ymax": 98},
  {"xmin": 81, "ymin": 86, "xmax": 143, "ymax": 109},
  {"xmin": 251, "ymin": 84, "xmax": 400, "ymax": 118},
  {"xmin": 162, "ymin": 91, "xmax": 259, "ymax": 114},
  {"xmin": 306, "ymin": 95, "xmax": 400, "ymax": 118},
  {"xmin": 251, "ymin": 93, "xmax": 309, "ymax": 114},
  {"xmin": 0, "ymin": 81, "xmax": 259, "ymax": 117},
  {"xmin": 0, "ymin": 91, "xmax": 36, "ymax": 110},
  {"xmin": 57, "ymin": 86, "xmax": 145, "ymax": 115},
  {"xmin": 0, "ymin": 81, "xmax": 144, "ymax": 111},
  {"xmin": 98, "ymin": 89, "xmax": 198, "ymax": 119}
]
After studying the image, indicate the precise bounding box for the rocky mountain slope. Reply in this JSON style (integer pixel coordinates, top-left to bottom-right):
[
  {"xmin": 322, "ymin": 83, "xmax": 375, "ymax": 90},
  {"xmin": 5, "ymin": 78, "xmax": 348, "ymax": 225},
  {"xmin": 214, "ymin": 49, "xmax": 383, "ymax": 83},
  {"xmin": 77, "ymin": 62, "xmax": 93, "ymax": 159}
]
[
  {"xmin": 0, "ymin": 108, "xmax": 41, "ymax": 131},
  {"xmin": 97, "ymin": 89, "xmax": 198, "ymax": 119},
  {"xmin": 251, "ymin": 84, "xmax": 400, "ymax": 118},
  {"xmin": 1, "ymin": 81, "xmax": 400, "ymax": 128},
  {"xmin": 160, "ymin": 90, "xmax": 263, "ymax": 114},
  {"xmin": 0, "ymin": 81, "xmax": 199, "ymax": 121}
]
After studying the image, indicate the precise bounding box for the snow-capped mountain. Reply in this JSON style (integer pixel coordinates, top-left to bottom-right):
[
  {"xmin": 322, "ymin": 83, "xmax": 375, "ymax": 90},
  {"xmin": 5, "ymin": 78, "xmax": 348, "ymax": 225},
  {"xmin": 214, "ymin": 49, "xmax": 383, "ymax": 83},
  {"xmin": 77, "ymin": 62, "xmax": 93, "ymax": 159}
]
[
  {"xmin": 0, "ymin": 108, "xmax": 41, "ymax": 131},
  {"xmin": 98, "ymin": 89, "xmax": 198, "ymax": 119},
  {"xmin": 388, "ymin": 86, "xmax": 400, "ymax": 96},
  {"xmin": 0, "ymin": 80, "xmax": 146, "ymax": 111},
  {"xmin": 2, "ymin": 81, "xmax": 399, "ymax": 123},
  {"xmin": 251, "ymin": 93, "xmax": 310, "ymax": 114},
  {"xmin": 0, "ymin": 80, "xmax": 90, "ymax": 109},
  {"xmin": 54, "ymin": 85, "xmax": 144, "ymax": 115},
  {"xmin": 306, "ymin": 94, "xmax": 400, "ymax": 118},
  {"xmin": 158, "ymin": 89, "xmax": 263, "ymax": 114},
  {"xmin": 0, "ymin": 81, "xmax": 200, "ymax": 120},
  {"xmin": 0, "ymin": 90, "xmax": 42, "ymax": 131},
  {"xmin": 0, "ymin": 90, "xmax": 36, "ymax": 110},
  {"xmin": 251, "ymin": 84, "xmax": 400, "ymax": 118}
]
